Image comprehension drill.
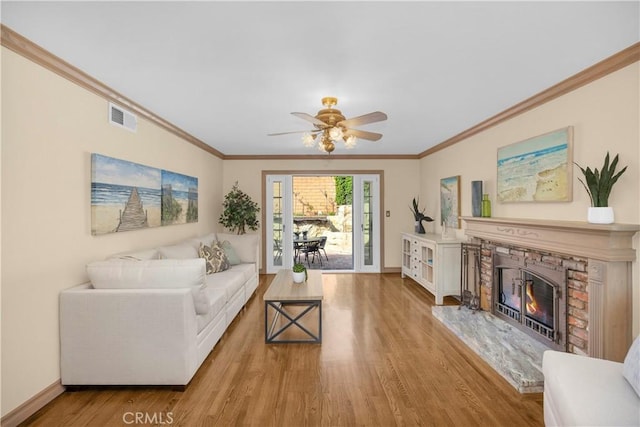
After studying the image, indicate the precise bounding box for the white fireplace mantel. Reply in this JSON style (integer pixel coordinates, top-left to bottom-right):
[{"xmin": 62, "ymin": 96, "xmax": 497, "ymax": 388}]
[{"xmin": 461, "ymin": 216, "xmax": 639, "ymax": 262}]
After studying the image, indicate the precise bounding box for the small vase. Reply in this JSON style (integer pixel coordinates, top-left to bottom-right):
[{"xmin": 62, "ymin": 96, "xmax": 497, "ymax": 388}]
[
  {"xmin": 292, "ymin": 271, "xmax": 306, "ymax": 283},
  {"xmin": 415, "ymin": 221, "xmax": 425, "ymax": 234},
  {"xmin": 471, "ymin": 181, "xmax": 483, "ymax": 217},
  {"xmin": 481, "ymin": 194, "xmax": 492, "ymax": 218},
  {"xmin": 588, "ymin": 207, "xmax": 614, "ymax": 224}
]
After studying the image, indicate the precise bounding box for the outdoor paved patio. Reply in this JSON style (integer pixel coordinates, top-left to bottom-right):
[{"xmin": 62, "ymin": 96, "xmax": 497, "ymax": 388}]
[{"xmin": 295, "ymin": 240, "xmax": 354, "ymax": 270}]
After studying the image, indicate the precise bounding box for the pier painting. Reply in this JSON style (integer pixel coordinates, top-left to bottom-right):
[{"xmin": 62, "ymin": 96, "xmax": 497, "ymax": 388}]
[
  {"xmin": 91, "ymin": 154, "xmax": 162, "ymax": 235},
  {"xmin": 497, "ymin": 127, "xmax": 573, "ymax": 203},
  {"xmin": 91, "ymin": 154, "xmax": 198, "ymax": 235},
  {"xmin": 161, "ymin": 170, "xmax": 198, "ymax": 226}
]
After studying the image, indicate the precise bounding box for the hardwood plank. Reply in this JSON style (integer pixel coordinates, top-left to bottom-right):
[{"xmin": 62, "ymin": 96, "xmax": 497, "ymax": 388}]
[{"xmin": 22, "ymin": 273, "xmax": 543, "ymax": 426}]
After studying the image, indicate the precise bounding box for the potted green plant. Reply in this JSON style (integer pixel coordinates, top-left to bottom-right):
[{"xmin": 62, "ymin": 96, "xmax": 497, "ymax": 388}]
[
  {"xmin": 409, "ymin": 197, "xmax": 434, "ymax": 234},
  {"xmin": 574, "ymin": 152, "xmax": 627, "ymax": 224},
  {"xmin": 292, "ymin": 263, "xmax": 307, "ymax": 283},
  {"xmin": 219, "ymin": 181, "xmax": 260, "ymax": 234}
]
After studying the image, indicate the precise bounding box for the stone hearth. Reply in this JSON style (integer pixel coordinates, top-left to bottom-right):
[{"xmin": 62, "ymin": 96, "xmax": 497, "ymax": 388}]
[{"xmin": 432, "ymin": 306, "xmax": 549, "ymax": 393}]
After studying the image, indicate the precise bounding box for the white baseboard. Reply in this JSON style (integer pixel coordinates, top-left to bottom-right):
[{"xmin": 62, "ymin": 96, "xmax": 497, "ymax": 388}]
[{"xmin": 1, "ymin": 380, "xmax": 64, "ymax": 427}]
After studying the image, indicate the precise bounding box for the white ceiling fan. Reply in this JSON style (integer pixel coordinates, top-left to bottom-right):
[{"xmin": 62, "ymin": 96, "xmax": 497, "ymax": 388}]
[{"xmin": 268, "ymin": 97, "xmax": 388, "ymax": 153}]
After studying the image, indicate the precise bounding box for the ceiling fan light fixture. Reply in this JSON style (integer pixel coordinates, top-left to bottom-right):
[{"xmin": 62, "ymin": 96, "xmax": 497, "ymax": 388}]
[
  {"xmin": 270, "ymin": 97, "xmax": 387, "ymax": 154},
  {"xmin": 344, "ymin": 135, "xmax": 357, "ymax": 149},
  {"xmin": 328, "ymin": 126, "xmax": 344, "ymax": 141},
  {"xmin": 302, "ymin": 133, "xmax": 316, "ymax": 147}
]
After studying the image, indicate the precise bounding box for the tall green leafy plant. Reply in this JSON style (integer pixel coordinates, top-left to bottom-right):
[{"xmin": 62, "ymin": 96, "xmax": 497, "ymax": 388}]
[
  {"xmin": 574, "ymin": 152, "xmax": 627, "ymax": 207},
  {"xmin": 219, "ymin": 181, "xmax": 260, "ymax": 234},
  {"xmin": 334, "ymin": 176, "xmax": 353, "ymax": 205}
]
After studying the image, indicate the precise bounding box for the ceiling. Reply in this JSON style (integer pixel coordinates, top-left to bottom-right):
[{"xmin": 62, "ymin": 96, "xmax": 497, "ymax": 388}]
[{"xmin": 2, "ymin": 1, "xmax": 638, "ymax": 157}]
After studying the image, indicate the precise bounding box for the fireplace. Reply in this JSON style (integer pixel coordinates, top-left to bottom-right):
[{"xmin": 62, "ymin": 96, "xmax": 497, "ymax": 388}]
[
  {"xmin": 462, "ymin": 216, "xmax": 638, "ymax": 362},
  {"xmin": 493, "ymin": 250, "xmax": 566, "ymax": 351}
]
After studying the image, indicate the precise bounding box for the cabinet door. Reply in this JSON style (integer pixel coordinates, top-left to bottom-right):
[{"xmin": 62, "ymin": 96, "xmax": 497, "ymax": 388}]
[
  {"xmin": 419, "ymin": 242, "xmax": 435, "ymax": 291},
  {"xmin": 401, "ymin": 236, "xmax": 412, "ymax": 276}
]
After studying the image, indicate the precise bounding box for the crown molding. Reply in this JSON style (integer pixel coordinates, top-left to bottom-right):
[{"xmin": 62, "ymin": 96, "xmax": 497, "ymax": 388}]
[
  {"xmin": 3, "ymin": 24, "xmax": 637, "ymax": 161},
  {"xmin": 223, "ymin": 153, "xmax": 420, "ymax": 160},
  {"xmin": 1, "ymin": 24, "xmax": 224, "ymax": 159},
  {"xmin": 419, "ymin": 42, "xmax": 640, "ymax": 158}
]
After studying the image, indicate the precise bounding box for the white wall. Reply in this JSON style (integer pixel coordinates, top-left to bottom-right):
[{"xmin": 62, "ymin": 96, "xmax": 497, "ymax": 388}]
[
  {"xmin": 221, "ymin": 159, "xmax": 421, "ymax": 270},
  {"xmin": 420, "ymin": 63, "xmax": 640, "ymax": 335},
  {"xmin": 1, "ymin": 48, "xmax": 223, "ymax": 416}
]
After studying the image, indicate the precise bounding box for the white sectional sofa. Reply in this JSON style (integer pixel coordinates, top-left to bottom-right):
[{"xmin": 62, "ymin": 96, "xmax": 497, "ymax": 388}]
[
  {"xmin": 542, "ymin": 337, "xmax": 640, "ymax": 426},
  {"xmin": 60, "ymin": 232, "xmax": 259, "ymax": 387}
]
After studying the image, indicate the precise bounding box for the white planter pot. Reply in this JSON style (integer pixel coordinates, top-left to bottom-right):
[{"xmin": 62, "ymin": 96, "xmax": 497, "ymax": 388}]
[
  {"xmin": 292, "ymin": 271, "xmax": 306, "ymax": 283},
  {"xmin": 588, "ymin": 207, "xmax": 614, "ymax": 224}
]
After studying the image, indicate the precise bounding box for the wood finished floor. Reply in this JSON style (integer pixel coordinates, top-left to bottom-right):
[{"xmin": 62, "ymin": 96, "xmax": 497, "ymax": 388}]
[{"xmin": 24, "ymin": 274, "xmax": 543, "ymax": 426}]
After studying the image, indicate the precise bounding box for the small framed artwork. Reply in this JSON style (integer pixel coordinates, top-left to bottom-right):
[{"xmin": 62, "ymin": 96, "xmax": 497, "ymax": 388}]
[
  {"xmin": 497, "ymin": 127, "xmax": 573, "ymax": 203},
  {"xmin": 440, "ymin": 175, "xmax": 461, "ymax": 229}
]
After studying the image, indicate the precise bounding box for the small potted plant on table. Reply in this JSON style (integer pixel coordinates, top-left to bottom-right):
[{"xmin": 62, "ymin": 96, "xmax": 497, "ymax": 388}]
[{"xmin": 292, "ymin": 263, "xmax": 307, "ymax": 284}]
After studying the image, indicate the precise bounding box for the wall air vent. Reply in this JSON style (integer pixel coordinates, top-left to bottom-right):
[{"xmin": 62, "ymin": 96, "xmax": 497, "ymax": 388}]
[{"xmin": 109, "ymin": 103, "xmax": 137, "ymax": 132}]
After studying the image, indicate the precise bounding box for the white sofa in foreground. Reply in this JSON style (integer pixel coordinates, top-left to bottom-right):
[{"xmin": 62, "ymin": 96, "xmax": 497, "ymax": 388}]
[
  {"xmin": 542, "ymin": 337, "xmax": 640, "ymax": 426},
  {"xmin": 60, "ymin": 232, "xmax": 259, "ymax": 387}
]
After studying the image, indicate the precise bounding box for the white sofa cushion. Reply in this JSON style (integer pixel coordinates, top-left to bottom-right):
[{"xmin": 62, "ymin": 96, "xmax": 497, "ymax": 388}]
[
  {"xmin": 87, "ymin": 259, "xmax": 209, "ymax": 315},
  {"xmin": 623, "ymin": 335, "xmax": 640, "ymax": 398},
  {"xmin": 228, "ymin": 263, "xmax": 256, "ymax": 283},
  {"xmin": 543, "ymin": 350, "xmax": 640, "ymax": 426},
  {"xmin": 108, "ymin": 248, "xmax": 160, "ymax": 261},
  {"xmin": 204, "ymin": 268, "xmax": 246, "ymax": 303},
  {"xmin": 186, "ymin": 233, "xmax": 217, "ymax": 250},
  {"xmin": 158, "ymin": 243, "xmax": 199, "ymax": 259}
]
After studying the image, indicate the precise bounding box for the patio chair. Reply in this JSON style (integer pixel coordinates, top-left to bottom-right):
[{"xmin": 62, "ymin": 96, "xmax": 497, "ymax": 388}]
[
  {"xmin": 300, "ymin": 240, "xmax": 322, "ymax": 267},
  {"xmin": 317, "ymin": 236, "xmax": 329, "ymax": 261}
]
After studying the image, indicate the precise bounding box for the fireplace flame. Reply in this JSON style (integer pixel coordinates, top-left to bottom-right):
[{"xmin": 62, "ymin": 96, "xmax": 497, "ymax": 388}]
[{"xmin": 525, "ymin": 280, "xmax": 538, "ymax": 314}]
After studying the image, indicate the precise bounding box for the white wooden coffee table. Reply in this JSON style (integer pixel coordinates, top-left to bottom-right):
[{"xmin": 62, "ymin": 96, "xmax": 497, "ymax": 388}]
[{"xmin": 264, "ymin": 269, "xmax": 323, "ymax": 343}]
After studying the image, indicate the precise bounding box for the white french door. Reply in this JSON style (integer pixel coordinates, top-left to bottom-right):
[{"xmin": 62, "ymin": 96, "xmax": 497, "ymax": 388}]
[
  {"xmin": 353, "ymin": 175, "xmax": 380, "ymax": 272},
  {"xmin": 265, "ymin": 175, "xmax": 293, "ymax": 273},
  {"xmin": 264, "ymin": 173, "xmax": 380, "ymax": 273}
]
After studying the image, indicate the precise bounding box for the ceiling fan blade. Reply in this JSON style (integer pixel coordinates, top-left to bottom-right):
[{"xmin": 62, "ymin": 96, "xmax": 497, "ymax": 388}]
[
  {"xmin": 268, "ymin": 130, "xmax": 320, "ymax": 136},
  {"xmin": 337, "ymin": 111, "xmax": 387, "ymax": 128},
  {"xmin": 291, "ymin": 112, "xmax": 328, "ymax": 127},
  {"xmin": 344, "ymin": 129, "xmax": 383, "ymax": 141}
]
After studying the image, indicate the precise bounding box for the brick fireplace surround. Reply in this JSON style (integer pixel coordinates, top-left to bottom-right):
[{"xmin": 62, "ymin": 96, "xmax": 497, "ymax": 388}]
[{"xmin": 462, "ymin": 217, "xmax": 639, "ymax": 362}]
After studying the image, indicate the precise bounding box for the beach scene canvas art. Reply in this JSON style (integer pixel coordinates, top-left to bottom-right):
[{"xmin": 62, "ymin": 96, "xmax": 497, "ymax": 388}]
[
  {"xmin": 161, "ymin": 170, "xmax": 198, "ymax": 225},
  {"xmin": 91, "ymin": 154, "xmax": 162, "ymax": 235},
  {"xmin": 440, "ymin": 175, "xmax": 461, "ymax": 229},
  {"xmin": 497, "ymin": 127, "xmax": 573, "ymax": 203}
]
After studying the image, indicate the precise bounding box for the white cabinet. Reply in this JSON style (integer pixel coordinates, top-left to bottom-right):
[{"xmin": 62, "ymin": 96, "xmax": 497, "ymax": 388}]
[{"xmin": 401, "ymin": 232, "xmax": 461, "ymax": 305}]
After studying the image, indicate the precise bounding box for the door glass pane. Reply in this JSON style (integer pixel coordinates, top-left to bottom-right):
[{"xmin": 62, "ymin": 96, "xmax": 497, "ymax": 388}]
[
  {"xmin": 272, "ymin": 181, "xmax": 283, "ymax": 266},
  {"xmin": 363, "ymin": 180, "xmax": 373, "ymax": 266}
]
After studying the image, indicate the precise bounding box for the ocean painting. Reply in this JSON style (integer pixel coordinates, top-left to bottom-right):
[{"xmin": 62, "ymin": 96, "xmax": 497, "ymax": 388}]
[
  {"xmin": 440, "ymin": 175, "xmax": 461, "ymax": 229},
  {"xmin": 161, "ymin": 170, "xmax": 198, "ymax": 225},
  {"xmin": 497, "ymin": 127, "xmax": 573, "ymax": 203},
  {"xmin": 91, "ymin": 154, "xmax": 162, "ymax": 235}
]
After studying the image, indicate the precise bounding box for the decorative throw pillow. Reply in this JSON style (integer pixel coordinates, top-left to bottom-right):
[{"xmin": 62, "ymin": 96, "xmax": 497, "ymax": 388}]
[
  {"xmin": 199, "ymin": 242, "xmax": 230, "ymax": 274},
  {"xmin": 220, "ymin": 240, "xmax": 242, "ymax": 265},
  {"xmin": 623, "ymin": 334, "xmax": 640, "ymax": 397}
]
